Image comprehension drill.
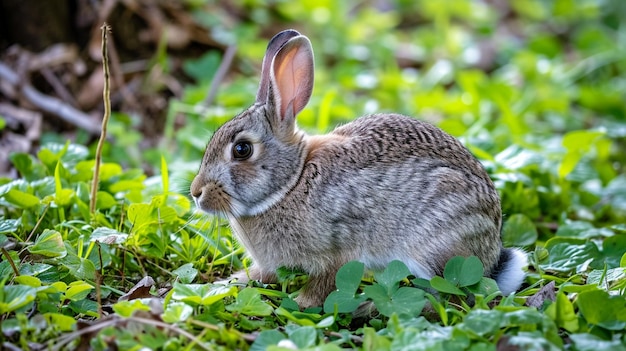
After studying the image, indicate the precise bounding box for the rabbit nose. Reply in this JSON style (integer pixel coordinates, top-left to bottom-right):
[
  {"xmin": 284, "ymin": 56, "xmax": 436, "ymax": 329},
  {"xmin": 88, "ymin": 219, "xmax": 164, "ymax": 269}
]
[{"xmin": 190, "ymin": 178, "xmax": 203, "ymax": 198}]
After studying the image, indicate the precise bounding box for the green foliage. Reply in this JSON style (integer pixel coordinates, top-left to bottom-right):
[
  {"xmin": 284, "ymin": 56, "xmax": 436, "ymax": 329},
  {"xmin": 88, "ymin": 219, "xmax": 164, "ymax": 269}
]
[
  {"xmin": 323, "ymin": 261, "xmax": 367, "ymax": 313},
  {"xmin": 363, "ymin": 261, "xmax": 426, "ymax": 318},
  {"xmin": 2, "ymin": 0, "xmax": 626, "ymax": 349}
]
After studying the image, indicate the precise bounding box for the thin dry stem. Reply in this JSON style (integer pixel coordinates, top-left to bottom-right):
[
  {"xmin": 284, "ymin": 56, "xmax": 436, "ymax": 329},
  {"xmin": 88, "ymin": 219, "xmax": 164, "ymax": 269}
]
[{"xmin": 90, "ymin": 23, "xmax": 112, "ymax": 216}]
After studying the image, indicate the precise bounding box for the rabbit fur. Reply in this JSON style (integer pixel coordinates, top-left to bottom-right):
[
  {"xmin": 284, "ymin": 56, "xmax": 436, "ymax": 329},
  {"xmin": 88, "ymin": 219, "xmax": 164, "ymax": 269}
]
[{"xmin": 191, "ymin": 29, "xmax": 527, "ymax": 308}]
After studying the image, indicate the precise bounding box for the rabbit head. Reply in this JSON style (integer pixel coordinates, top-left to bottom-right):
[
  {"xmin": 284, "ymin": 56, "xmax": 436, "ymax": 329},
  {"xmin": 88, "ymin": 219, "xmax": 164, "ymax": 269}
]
[{"xmin": 190, "ymin": 30, "xmax": 314, "ymax": 217}]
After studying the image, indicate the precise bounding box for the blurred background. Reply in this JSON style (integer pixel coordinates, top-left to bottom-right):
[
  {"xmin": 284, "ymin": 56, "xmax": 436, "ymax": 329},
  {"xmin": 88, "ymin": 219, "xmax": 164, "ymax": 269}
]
[{"xmin": 1, "ymin": 1, "xmax": 624, "ymax": 194}]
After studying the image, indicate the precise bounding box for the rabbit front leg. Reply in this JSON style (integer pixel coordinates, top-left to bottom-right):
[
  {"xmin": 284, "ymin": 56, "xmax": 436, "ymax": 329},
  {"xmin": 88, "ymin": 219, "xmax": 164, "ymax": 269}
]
[{"xmin": 220, "ymin": 264, "xmax": 277, "ymax": 285}]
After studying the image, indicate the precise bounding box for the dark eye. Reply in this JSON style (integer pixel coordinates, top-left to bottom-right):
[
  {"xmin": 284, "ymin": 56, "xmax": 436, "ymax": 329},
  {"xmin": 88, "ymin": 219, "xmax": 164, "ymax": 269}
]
[{"xmin": 232, "ymin": 141, "xmax": 253, "ymax": 160}]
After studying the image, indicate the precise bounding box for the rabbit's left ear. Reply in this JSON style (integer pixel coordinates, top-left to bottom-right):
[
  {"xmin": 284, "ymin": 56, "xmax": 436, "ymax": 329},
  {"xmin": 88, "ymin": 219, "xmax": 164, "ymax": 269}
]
[
  {"xmin": 257, "ymin": 29, "xmax": 301, "ymax": 104},
  {"xmin": 268, "ymin": 35, "xmax": 314, "ymax": 130}
]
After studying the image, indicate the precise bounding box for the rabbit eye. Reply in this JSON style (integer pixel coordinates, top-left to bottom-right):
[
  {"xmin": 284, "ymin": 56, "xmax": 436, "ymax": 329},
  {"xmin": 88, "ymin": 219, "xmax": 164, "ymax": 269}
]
[{"xmin": 232, "ymin": 141, "xmax": 253, "ymax": 160}]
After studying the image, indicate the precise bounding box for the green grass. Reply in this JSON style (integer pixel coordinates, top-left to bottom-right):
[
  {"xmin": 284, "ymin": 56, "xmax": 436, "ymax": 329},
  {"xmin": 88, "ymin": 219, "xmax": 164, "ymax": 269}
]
[{"xmin": 1, "ymin": 1, "xmax": 626, "ymax": 350}]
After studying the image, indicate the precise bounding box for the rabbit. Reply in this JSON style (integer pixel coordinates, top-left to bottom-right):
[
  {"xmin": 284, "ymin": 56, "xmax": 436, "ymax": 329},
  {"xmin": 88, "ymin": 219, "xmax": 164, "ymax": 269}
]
[{"xmin": 190, "ymin": 29, "xmax": 527, "ymax": 309}]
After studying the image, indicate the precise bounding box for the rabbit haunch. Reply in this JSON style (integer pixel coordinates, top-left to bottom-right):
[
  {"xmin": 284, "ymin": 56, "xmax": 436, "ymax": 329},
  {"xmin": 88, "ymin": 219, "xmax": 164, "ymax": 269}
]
[{"xmin": 191, "ymin": 29, "xmax": 526, "ymax": 308}]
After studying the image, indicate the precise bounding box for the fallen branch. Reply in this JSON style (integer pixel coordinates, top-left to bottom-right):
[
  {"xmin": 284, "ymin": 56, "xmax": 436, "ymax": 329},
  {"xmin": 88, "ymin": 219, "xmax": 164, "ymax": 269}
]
[
  {"xmin": 0, "ymin": 61, "xmax": 101, "ymax": 135},
  {"xmin": 204, "ymin": 44, "xmax": 237, "ymax": 106}
]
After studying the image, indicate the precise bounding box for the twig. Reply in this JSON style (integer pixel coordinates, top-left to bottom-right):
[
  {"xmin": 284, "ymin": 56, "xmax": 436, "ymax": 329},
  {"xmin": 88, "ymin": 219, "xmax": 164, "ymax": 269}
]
[
  {"xmin": 204, "ymin": 45, "xmax": 237, "ymax": 106},
  {"xmin": 96, "ymin": 242, "xmax": 104, "ymax": 318},
  {"xmin": 130, "ymin": 316, "xmax": 213, "ymax": 351},
  {"xmin": 40, "ymin": 66, "xmax": 78, "ymax": 106},
  {"xmin": 25, "ymin": 204, "xmax": 50, "ymax": 243},
  {"xmin": 189, "ymin": 319, "xmax": 256, "ymax": 343},
  {"xmin": 52, "ymin": 315, "xmax": 214, "ymax": 351},
  {"xmin": 90, "ymin": 23, "xmax": 112, "ymax": 216},
  {"xmin": 0, "ymin": 61, "xmax": 100, "ymax": 134},
  {"xmin": 51, "ymin": 317, "xmax": 119, "ymax": 351},
  {"xmin": 326, "ymin": 330, "xmax": 364, "ymax": 344},
  {"xmin": 0, "ymin": 248, "xmax": 19, "ymax": 277}
]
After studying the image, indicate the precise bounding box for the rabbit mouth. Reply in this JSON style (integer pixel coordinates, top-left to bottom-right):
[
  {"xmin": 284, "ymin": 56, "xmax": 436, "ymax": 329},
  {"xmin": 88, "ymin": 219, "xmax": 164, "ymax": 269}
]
[
  {"xmin": 191, "ymin": 179, "xmax": 284, "ymax": 217},
  {"xmin": 192, "ymin": 182, "xmax": 233, "ymax": 215}
]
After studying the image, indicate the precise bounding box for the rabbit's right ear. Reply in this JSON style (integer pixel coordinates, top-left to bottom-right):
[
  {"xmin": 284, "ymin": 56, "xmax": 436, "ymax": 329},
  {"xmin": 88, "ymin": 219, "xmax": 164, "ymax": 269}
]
[{"xmin": 256, "ymin": 30, "xmax": 301, "ymax": 104}]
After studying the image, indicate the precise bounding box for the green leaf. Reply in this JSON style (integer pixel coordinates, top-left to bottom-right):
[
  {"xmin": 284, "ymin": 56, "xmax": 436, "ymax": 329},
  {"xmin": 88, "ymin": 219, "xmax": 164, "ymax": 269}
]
[
  {"xmin": 109, "ymin": 179, "xmax": 146, "ymax": 193},
  {"xmin": 540, "ymin": 242, "xmax": 600, "ymax": 273},
  {"xmin": 596, "ymin": 234, "xmax": 626, "ymax": 269},
  {"xmin": 9, "ymin": 153, "xmax": 36, "ymax": 179},
  {"xmin": 503, "ymin": 308, "xmax": 545, "ymax": 328},
  {"xmin": 559, "ymin": 130, "xmax": 605, "ymax": 179},
  {"xmin": 44, "ymin": 312, "xmax": 77, "ymax": 332},
  {"xmin": 569, "ymin": 333, "xmax": 626, "ymax": 351},
  {"xmin": 14, "ymin": 275, "xmax": 42, "ymax": 287},
  {"xmin": 443, "ymin": 256, "xmax": 465, "ymax": 286},
  {"xmin": 58, "ymin": 252, "xmax": 96, "ymax": 281},
  {"xmin": 65, "ymin": 281, "xmax": 94, "ymax": 301},
  {"xmin": 335, "ymin": 260, "xmax": 364, "ymax": 293},
  {"xmin": 463, "ymin": 309, "xmax": 503, "ymax": 336},
  {"xmin": 183, "ymin": 51, "xmax": 220, "ymax": 83},
  {"xmin": 443, "ymin": 256, "xmax": 484, "ymax": 288},
  {"xmin": 37, "ymin": 148, "xmax": 60, "ymax": 169},
  {"xmin": 274, "ymin": 307, "xmax": 317, "ymax": 326},
  {"xmin": 587, "ymin": 268, "xmax": 626, "ymax": 290},
  {"xmin": 323, "ymin": 289, "xmax": 367, "ymax": 314},
  {"xmin": 558, "ymin": 152, "xmax": 582, "ymax": 179},
  {"xmin": 95, "ymin": 191, "xmax": 117, "ymax": 209},
  {"xmin": 502, "ymin": 214, "xmax": 538, "ymax": 246},
  {"xmin": 316, "ymin": 315, "xmax": 335, "ymax": 328},
  {"xmin": 4, "ymin": 188, "xmax": 40, "ymax": 208},
  {"xmin": 429, "ymin": 276, "xmax": 466, "ymax": 296},
  {"xmin": 0, "ymin": 285, "xmax": 36, "ymax": 314},
  {"xmin": 556, "ymin": 221, "xmax": 612, "ymax": 239},
  {"xmin": 545, "ymin": 291, "xmax": 578, "ymax": 332},
  {"xmin": 250, "ymin": 330, "xmax": 286, "ymax": 351},
  {"xmin": 373, "ymin": 260, "xmax": 411, "ymax": 294},
  {"xmin": 362, "ymin": 326, "xmax": 392, "ymax": 351},
  {"xmin": 161, "ymin": 302, "xmax": 194, "ymax": 323},
  {"xmin": 226, "ymin": 288, "xmax": 273, "ymax": 316},
  {"xmin": 113, "ymin": 299, "xmax": 151, "ymax": 317},
  {"xmin": 54, "ymin": 161, "xmax": 73, "ymax": 206},
  {"xmin": 68, "ymin": 299, "xmax": 98, "ymax": 317},
  {"xmin": 287, "ymin": 326, "xmax": 318, "ymax": 349},
  {"xmin": 502, "ymin": 331, "xmax": 562, "ymax": 351},
  {"xmin": 161, "ymin": 155, "xmax": 169, "ymax": 194},
  {"xmin": 28, "ymin": 229, "xmax": 67, "ymax": 258},
  {"xmin": 0, "ymin": 219, "xmax": 20, "ymax": 234},
  {"xmin": 90, "ymin": 227, "xmax": 129, "ymax": 245},
  {"xmin": 98, "ymin": 163, "xmax": 123, "ymax": 181},
  {"xmin": 466, "ymin": 277, "xmax": 500, "ymax": 296},
  {"xmin": 171, "ymin": 283, "xmax": 236, "ymax": 306},
  {"xmin": 577, "ymin": 289, "xmax": 626, "ymax": 330},
  {"xmin": 364, "ymin": 284, "xmax": 426, "ymax": 317},
  {"xmin": 127, "ymin": 203, "xmax": 155, "ymax": 231},
  {"xmin": 323, "ymin": 261, "xmax": 366, "ymax": 314},
  {"xmin": 172, "ymin": 263, "xmax": 198, "ymax": 284},
  {"xmin": 390, "ymin": 325, "xmax": 470, "ymax": 350},
  {"xmin": 458, "ymin": 256, "xmax": 484, "ymax": 287}
]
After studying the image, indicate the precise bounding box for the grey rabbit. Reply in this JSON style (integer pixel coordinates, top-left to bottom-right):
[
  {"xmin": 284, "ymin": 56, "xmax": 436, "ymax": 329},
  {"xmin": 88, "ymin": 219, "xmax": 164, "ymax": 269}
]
[{"xmin": 190, "ymin": 29, "xmax": 526, "ymax": 308}]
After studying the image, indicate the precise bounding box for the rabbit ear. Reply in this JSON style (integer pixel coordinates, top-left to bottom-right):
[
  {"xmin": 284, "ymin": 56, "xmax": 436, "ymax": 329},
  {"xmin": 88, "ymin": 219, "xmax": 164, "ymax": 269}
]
[
  {"xmin": 256, "ymin": 29, "xmax": 301, "ymax": 104},
  {"xmin": 268, "ymin": 35, "xmax": 314, "ymax": 129}
]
